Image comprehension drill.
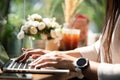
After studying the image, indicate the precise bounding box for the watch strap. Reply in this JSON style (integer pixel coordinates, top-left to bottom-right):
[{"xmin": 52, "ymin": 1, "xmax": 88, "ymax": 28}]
[{"xmin": 75, "ymin": 67, "xmax": 84, "ymax": 79}]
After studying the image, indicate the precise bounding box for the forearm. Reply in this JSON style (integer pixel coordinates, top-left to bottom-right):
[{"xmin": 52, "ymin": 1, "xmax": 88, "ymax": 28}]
[
  {"xmin": 60, "ymin": 44, "xmax": 98, "ymax": 61},
  {"xmin": 60, "ymin": 50, "xmax": 82, "ymax": 58}
]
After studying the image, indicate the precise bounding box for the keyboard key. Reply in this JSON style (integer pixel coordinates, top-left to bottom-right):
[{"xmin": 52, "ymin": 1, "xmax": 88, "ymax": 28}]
[{"xmin": 14, "ymin": 62, "xmax": 20, "ymax": 68}]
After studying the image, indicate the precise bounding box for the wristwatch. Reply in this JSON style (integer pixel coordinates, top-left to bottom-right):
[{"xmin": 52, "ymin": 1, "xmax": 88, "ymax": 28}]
[
  {"xmin": 73, "ymin": 57, "xmax": 89, "ymax": 79},
  {"xmin": 74, "ymin": 57, "xmax": 89, "ymax": 70}
]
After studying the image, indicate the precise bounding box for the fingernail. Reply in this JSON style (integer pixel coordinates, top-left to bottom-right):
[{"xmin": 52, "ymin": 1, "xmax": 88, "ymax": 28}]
[
  {"xmin": 29, "ymin": 63, "xmax": 34, "ymax": 66},
  {"xmin": 29, "ymin": 63, "xmax": 32, "ymax": 65}
]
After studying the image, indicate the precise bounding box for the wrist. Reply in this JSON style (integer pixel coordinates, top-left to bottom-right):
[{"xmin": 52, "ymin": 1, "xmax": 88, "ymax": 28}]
[
  {"xmin": 73, "ymin": 57, "xmax": 89, "ymax": 79},
  {"xmin": 82, "ymin": 61, "xmax": 99, "ymax": 80}
]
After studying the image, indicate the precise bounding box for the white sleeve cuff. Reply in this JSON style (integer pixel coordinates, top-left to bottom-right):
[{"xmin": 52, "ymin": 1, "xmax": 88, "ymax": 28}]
[{"xmin": 98, "ymin": 63, "xmax": 120, "ymax": 80}]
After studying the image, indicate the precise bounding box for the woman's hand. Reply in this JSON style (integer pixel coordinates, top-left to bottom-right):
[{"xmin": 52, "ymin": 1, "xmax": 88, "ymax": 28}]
[
  {"xmin": 29, "ymin": 51, "xmax": 77, "ymax": 71},
  {"xmin": 15, "ymin": 48, "xmax": 50, "ymax": 62}
]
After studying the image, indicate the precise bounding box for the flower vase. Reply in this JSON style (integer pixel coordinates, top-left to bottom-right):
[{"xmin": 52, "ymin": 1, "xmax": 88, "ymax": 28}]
[
  {"xmin": 45, "ymin": 39, "xmax": 59, "ymax": 51},
  {"xmin": 32, "ymin": 40, "xmax": 46, "ymax": 49}
]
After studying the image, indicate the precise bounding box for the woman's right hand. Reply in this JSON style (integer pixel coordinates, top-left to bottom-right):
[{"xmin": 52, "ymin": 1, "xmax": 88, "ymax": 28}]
[{"xmin": 15, "ymin": 48, "xmax": 50, "ymax": 62}]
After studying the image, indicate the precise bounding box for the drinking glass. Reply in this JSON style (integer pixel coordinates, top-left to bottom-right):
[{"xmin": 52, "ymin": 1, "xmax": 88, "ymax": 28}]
[{"xmin": 61, "ymin": 28, "xmax": 80, "ymax": 50}]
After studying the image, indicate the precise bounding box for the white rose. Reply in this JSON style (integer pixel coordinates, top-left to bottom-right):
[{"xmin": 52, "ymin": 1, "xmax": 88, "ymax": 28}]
[
  {"xmin": 25, "ymin": 21, "xmax": 34, "ymax": 27},
  {"xmin": 30, "ymin": 27, "xmax": 38, "ymax": 35},
  {"xmin": 53, "ymin": 22, "xmax": 61, "ymax": 28},
  {"xmin": 21, "ymin": 25, "xmax": 28, "ymax": 31},
  {"xmin": 51, "ymin": 29, "xmax": 62, "ymax": 39},
  {"xmin": 21, "ymin": 25, "xmax": 29, "ymax": 34},
  {"xmin": 32, "ymin": 21, "xmax": 39, "ymax": 27},
  {"xmin": 17, "ymin": 30, "xmax": 25, "ymax": 39},
  {"xmin": 51, "ymin": 22, "xmax": 57, "ymax": 28},
  {"xmin": 41, "ymin": 34, "xmax": 47, "ymax": 40},
  {"xmin": 27, "ymin": 14, "xmax": 42, "ymax": 21},
  {"xmin": 43, "ymin": 18, "xmax": 52, "ymax": 27},
  {"xmin": 38, "ymin": 22, "xmax": 46, "ymax": 30}
]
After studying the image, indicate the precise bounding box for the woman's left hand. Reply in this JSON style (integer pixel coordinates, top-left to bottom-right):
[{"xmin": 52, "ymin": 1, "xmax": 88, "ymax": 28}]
[
  {"xmin": 15, "ymin": 48, "xmax": 50, "ymax": 62},
  {"xmin": 29, "ymin": 51, "xmax": 77, "ymax": 71}
]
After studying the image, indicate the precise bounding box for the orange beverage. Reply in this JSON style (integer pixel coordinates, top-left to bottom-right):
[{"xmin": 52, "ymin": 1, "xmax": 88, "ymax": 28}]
[{"xmin": 62, "ymin": 28, "xmax": 80, "ymax": 50}]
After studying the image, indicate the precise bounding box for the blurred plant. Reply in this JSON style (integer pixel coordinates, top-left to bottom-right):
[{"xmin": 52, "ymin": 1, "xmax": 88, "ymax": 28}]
[
  {"xmin": 62, "ymin": 0, "xmax": 83, "ymax": 26},
  {"xmin": 0, "ymin": 0, "xmax": 11, "ymax": 40},
  {"xmin": 0, "ymin": 14, "xmax": 23, "ymax": 58},
  {"xmin": 10, "ymin": 0, "xmax": 106, "ymax": 33},
  {"xmin": 1, "ymin": 14, "xmax": 23, "ymax": 40}
]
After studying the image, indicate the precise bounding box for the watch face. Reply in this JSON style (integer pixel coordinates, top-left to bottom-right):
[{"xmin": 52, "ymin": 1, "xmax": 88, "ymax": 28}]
[{"xmin": 77, "ymin": 58, "xmax": 87, "ymax": 68}]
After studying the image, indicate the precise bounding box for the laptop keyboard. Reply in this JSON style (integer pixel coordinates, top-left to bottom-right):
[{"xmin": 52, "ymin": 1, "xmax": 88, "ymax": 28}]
[
  {"xmin": 7, "ymin": 60, "xmax": 35, "ymax": 70},
  {"xmin": 3, "ymin": 59, "xmax": 70, "ymax": 74}
]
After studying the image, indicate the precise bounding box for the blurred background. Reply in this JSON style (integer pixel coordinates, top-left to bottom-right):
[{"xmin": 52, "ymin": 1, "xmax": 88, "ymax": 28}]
[{"xmin": 0, "ymin": 0, "xmax": 106, "ymax": 57}]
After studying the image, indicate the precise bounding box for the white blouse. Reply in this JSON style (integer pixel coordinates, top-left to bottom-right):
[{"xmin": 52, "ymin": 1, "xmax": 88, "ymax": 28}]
[{"xmin": 75, "ymin": 15, "xmax": 120, "ymax": 80}]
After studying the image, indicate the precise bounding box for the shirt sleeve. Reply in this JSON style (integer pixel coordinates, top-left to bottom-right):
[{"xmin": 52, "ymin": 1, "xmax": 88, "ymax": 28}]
[
  {"xmin": 98, "ymin": 63, "xmax": 120, "ymax": 80},
  {"xmin": 75, "ymin": 40, "xmax": 100, "ymax": 61}
]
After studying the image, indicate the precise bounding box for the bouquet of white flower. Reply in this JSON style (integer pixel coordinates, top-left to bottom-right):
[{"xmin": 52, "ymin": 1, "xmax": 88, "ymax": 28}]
[{"xmin": 17, "ymin": 14, "xmax": 62, "ymax": 41}]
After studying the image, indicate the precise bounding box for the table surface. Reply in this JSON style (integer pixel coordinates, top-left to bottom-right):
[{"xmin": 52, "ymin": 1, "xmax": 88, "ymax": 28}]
[{"xmin": 0, "ymin": 69, "xmax": 79, "ymax": 80}]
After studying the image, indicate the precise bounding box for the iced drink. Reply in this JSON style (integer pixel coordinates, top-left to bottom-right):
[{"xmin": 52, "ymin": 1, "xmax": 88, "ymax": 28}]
[{"xmin": 62, "ymin": 28, "xmax": 80, "ymax": 50}]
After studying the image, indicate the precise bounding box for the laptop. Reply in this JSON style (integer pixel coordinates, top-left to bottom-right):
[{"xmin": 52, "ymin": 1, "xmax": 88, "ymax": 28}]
[{"xmin": 0, "ymin": 42, "xmax": 69, "ymax": 74}]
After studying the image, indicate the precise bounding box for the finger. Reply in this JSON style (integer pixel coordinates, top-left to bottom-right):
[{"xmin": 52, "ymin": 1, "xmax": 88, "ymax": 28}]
[
  {"xmin": 31, "ymin": 54, "xmax": 40, "ymax": 59},
  {"xmin": 29, "ymin": 57, "xmax": 43, "ymax": 66},
  {"xmin": 22, "ymin": 48, "xmax": 33, "ymax": 52},
  {"xmin": 22, "ymin": 48, "xmax": 26, "ymax": 51},
  {"xmin": 30, "ymin": 56, "xmax": 51, "ymax": 65},
  {"xmin": 18, "ymin": 50, "xmax": 41, "ymax": 62},
  {"xmin": 33, "ymin": 55, "xmax": 60, "ymax": 64},
  {"xmin": 35, "ymin": 62, "xmax": 57, "ymax": 69},
  {"xmin": 15, "ymin": 53, "xmax": 26, "ymax": 62},
  {"xmin": 30, "ymin": 54, "xmax": 48, "ymax": 63},
  {"xmin": 29, "ymin": 56, "xmax": 58, "ymax": 67},
  {"xmin": 25, "ymin": 48, "xmax": 34, "ymax": 51},
  {"xmin": 19, "ymin": 52, "xmax": 32, "ymax": 62},
  {"xmin": 16, "ymin": 51, "xmax": 32, "ymax": 62}
]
